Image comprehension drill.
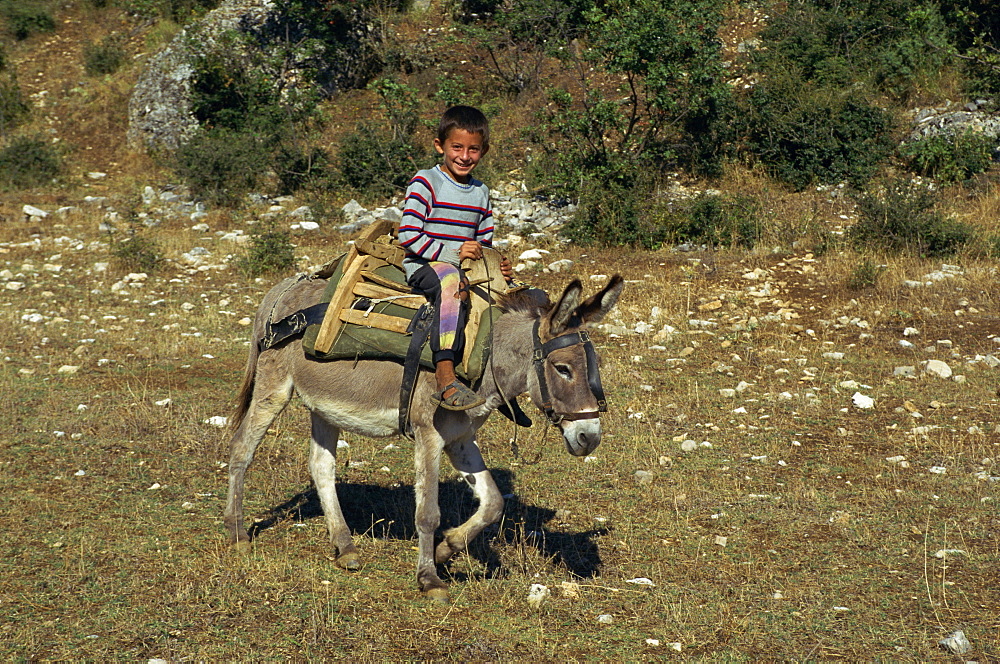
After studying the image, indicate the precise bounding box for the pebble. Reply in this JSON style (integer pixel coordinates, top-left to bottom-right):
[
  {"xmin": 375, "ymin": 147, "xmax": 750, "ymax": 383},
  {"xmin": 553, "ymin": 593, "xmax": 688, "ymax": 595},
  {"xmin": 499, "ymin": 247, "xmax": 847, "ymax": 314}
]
[
  {"xmin": 596, "ymin": 614, "xmax": 614, "ymax": 624},
  {"xmin": 938, "ymin": 630, "xmax": 972, "ymax": 655},
  {"xmin": 526, "ymin": 583, "xmax": 550, "ymax": 609},
  {"xmin": 852, "ymin": 393, "xmax": 875, "ymax": 409},
  {"xmin": 922, "ymin": 359, "xmax": 952, "ymax": 379},
  {"xmin": 204, "ymin": 416, "xmax": 228, "ymax": 428}
]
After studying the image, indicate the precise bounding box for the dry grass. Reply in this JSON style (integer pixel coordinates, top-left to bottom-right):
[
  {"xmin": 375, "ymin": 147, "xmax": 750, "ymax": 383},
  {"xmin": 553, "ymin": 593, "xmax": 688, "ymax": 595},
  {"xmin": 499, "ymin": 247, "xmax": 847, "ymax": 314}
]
[{"xmin": 1, "ymin": 1, "xmax": 999, "ymax": 660}]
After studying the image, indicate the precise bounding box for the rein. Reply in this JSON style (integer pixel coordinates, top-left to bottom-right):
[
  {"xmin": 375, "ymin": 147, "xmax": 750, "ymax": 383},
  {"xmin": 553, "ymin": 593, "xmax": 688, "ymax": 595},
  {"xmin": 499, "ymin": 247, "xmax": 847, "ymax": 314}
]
[{"xmin": 531, "ymin": 319, "xmax": 607, "ymax": 425}]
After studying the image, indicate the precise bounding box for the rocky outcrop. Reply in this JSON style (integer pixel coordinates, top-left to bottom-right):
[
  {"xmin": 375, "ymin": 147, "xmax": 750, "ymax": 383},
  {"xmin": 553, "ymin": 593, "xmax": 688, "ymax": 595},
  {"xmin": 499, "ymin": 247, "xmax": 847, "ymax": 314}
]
[
  {"xmin": 127, "ymin": 0, "xmax": 373, "ymax": 153},
  {"xmin": 906, "ymin": 99, "xmax": 1000, "ymax": 150}
]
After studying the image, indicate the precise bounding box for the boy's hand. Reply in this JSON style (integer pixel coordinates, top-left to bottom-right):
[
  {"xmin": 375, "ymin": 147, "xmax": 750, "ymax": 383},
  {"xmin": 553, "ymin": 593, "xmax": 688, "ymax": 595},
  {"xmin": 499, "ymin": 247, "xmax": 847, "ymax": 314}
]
[
  {"xmin": 459, "ymin": 240, "xmax": 483, "ymax": 261},
  {"xmin": 499, "ymin": 255, "xmax": 514, "ymax": 282}
]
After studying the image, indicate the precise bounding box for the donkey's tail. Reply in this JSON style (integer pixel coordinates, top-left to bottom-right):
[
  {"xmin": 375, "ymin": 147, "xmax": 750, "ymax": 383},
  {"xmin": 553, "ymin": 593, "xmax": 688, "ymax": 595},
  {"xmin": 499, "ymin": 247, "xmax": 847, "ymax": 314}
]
[{"xmin": 230, "ymin": 338, "xmax": 259, "ymax": 433}]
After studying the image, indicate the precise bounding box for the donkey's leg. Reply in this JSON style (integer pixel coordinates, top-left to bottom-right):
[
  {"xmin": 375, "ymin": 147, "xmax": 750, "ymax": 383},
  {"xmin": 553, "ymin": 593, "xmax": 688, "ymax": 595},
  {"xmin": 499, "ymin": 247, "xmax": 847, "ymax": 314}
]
[
  {"xmin": 223, "ymin": 372, "xmax": 293, "ymax": 547},
  {"xmin": 413, "ymin": 429, "xmax": 449, "ymax": 601},
  {"xmin": 435, "ymin": 436, "xmax": 504, "ymax": 564},
  {"xmin": 308, "ymin": 412, "xmax": 360, "ymax": 571}
]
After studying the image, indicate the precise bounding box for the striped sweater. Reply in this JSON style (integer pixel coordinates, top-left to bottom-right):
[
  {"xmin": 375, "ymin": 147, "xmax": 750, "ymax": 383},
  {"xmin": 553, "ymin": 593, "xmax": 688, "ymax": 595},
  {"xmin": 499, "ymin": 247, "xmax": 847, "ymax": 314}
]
[{"xmin": 399, "ymin": 165, "xmax": 494, "ymax": 279}]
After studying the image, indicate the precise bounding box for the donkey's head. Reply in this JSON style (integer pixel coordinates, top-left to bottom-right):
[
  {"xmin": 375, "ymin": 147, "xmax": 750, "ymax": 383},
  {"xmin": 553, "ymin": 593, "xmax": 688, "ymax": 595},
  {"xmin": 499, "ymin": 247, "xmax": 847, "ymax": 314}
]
[{"xmin": 529, "ymin": 275, "xmax": 624, "ymax": 456}]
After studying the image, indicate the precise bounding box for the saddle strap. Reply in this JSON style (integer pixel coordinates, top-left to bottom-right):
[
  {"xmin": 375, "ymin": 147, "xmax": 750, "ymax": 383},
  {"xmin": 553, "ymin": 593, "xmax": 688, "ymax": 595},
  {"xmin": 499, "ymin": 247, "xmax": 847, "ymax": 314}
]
[
  {"xmin": 259, "ymin": 302, "xmax": 329, "ymax": 352},
  {"xmin": 398, "ymin": 304, "xmax": 435, "ymax": 437}
]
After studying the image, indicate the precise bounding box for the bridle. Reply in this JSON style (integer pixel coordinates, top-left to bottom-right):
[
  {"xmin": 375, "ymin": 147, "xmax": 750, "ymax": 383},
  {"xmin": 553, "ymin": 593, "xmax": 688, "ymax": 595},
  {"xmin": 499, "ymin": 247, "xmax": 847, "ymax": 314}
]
[{"xmin": 531, "ymin": 319, "xmax": 608, "ymax": 425}]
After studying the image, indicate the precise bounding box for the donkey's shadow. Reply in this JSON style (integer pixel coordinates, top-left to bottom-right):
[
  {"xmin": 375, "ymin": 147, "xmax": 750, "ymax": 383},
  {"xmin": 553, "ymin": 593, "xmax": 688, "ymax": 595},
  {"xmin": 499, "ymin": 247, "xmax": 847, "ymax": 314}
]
[{"xmin": 248, "ymin": 468, "xmax": 605, "ymax": 579}]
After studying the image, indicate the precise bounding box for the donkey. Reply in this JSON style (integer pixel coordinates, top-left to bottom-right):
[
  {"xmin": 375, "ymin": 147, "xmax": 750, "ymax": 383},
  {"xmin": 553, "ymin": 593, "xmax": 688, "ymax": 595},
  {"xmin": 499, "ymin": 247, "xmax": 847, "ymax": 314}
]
[{"xmin": 223, "ymin": 272, "xmax": 623, "ymax": 602}]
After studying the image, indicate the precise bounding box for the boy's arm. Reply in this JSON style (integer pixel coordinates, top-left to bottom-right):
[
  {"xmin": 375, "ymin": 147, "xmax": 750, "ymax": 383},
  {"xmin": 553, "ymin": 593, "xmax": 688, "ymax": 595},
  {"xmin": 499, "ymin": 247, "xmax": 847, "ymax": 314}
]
[
  {"xmin": 397, "ymin": 175, "xmax": 459, "ymax": 264},
  {"xmin": 474, "ymin": 192, "xmax": 494, "ymax": 249}
]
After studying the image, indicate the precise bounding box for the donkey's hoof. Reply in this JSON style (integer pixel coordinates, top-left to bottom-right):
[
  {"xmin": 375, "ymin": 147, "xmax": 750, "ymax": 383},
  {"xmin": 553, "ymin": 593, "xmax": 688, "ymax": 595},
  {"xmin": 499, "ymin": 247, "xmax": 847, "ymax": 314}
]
[
  {"xmin": 336, "ymin": 552, "xmax": 361, "ymax": 571},
  {"xmin": 424, "ymin": 587, "xmax": 450, "ymax": 604},
  {"xmin": 434, "ymin": 540, "xmax": 457, "ymax": 564},
  {"xmin": 231, "ymin": 539, "xmax": 252, "ymax": 554}
]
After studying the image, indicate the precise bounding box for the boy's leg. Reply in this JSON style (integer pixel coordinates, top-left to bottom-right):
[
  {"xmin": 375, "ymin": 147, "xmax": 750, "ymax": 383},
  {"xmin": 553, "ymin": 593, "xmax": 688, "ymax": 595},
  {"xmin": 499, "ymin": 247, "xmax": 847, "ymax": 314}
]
[{"xmin": 409, "ymin": 263, "xmax": 480, "ymax": 409}]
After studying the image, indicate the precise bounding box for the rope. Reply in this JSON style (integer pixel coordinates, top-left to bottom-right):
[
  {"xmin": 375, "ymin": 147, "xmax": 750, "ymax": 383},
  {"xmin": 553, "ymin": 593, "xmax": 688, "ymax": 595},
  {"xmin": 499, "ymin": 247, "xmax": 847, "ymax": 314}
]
[{"xmin": 481, "ymin": 254, "xmax": 543, "ymax": 465}]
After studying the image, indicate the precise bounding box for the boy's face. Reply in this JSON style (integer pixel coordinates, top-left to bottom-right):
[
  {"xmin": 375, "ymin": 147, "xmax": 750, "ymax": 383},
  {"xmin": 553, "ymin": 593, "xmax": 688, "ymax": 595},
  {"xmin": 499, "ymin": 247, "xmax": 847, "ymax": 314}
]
[{"xmin": 434, "ymin": 128, "xmax": 488, "ymax": 184}]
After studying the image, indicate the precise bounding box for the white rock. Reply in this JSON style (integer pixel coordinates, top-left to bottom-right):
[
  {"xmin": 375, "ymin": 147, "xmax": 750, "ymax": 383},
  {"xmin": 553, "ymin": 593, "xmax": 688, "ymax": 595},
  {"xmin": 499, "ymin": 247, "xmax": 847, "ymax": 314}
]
[
  {"xmin": 596, "ymin": 614, "xmax": 614, "ymax": 624},
  {"xmin": 204, "ymin": 416, "xmax": 228, "ymax": 428},
  {"xmin": 903, "ymin": 327, "xmax": 920, "ymax": 336},
  {"xmin": 519, "ymin": 249, "xmax": 549, "ymax": 260},
  {"xmin": 154, "ymin": 398, "xmax": 173, "ymax": 407},
  {"xmin": 719, "ymin": 388, "xmax": 736, "ymax": 397},
  {"xmin": 23, "ymin": 204, "xmax": 49, "ymax": 218},
  {"xmin": 899, "ymin": 339, "xmax": 915, "ymax": 349},
  {"xmin": 625, "ymin": 577, "xmax": 655, "ymax": 586},
  {"xmin": 680, "ymin": 439, "xmax": 698, "ymax": 452},
  {"xmin": 299, "ymin": 221, "xmax": 320, "ymax": 231},
  {"xmin": 938, "ymin": 630, "xmax": 972, "ymax": 655},
  {"xmin": 548, "ymin": 259, "xmax": 574, "ymax": 273},
  {"xmin": 238, "ymin": 317, "xmax": 252, "ymax": 326},
  {"xmin": 933, "ymin": 549, "xmax": 966, "ymax": 559},
  {"xmin": 886, "ymin": 455, "xmax": 907, "ymax": 465},
  {"xmin": 822, "ymin": 352, "xmax": 844, "ymax": 360},
  {"xmin": 922, "ymin": 359, "xmax": 952, "ymax": 379},
  {"xmin": 852, "ymin": 393, "xmax": 875, "ymax": 409},
  {"xmin": 893, "ymin": 366, "xmax": 916, "ymax": 377},
  {"xmin": 526, "ymin": 583, "xmax": 550, "ymax": 609},
  {"xmin": 928, "ymin": 466, "xmax": 947, "ymax": 474},
  {"xmin": 57, "ymin": 365, "xmax": 80, "ymax": 374},
  {"xmin": 645, "ymin": 639, "xmax": 660, "ymax": 646}
]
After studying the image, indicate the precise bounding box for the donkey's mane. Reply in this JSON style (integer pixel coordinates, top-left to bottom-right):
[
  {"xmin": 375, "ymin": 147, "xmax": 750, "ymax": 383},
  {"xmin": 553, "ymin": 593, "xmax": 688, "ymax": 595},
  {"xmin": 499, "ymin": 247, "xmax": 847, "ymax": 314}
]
[{"xmin": 497, "ymin": 286, "xmax": 551, "ymax": 318}]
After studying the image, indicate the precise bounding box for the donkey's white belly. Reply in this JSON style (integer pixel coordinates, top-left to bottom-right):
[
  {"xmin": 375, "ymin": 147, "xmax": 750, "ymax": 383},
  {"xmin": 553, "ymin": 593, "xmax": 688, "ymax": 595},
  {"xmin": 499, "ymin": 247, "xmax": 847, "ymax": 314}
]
[{"xmin": 298, "ymin": 393, "xmax": 399, "ymax": 438}]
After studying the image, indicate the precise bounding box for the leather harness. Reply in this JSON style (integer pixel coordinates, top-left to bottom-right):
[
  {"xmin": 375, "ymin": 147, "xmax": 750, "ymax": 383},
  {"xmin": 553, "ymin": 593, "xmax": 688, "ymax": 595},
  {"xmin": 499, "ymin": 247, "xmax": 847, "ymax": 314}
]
[{"xmin": 530, "ymin": 319, "xmax": 607, "ymax": 425}]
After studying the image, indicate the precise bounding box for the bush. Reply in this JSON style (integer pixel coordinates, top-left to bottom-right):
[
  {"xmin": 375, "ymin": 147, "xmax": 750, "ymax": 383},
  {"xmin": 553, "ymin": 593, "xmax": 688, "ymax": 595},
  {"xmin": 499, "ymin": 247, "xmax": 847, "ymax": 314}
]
[
  {"xmin": 848, "ymin": 178, "xmax": 972, "ymax": 256},
  {"xmin": 900, "ymin": 131, "xmax": 995, "ymax": 183},
  {"xmin": 336, "ymin": 78, "xmax": 426, "ymax": 197},
  {"xmin": 668, "ymin": 192, "xmax": 763, "ymax": 249},
  {"xmin": 561, "ymin": 181, "xmax": 669, "ymax": 249},
  {"xmin": 0, "ymin": 75, "xmax": 28, "ymax": 134},
  {"xmin": 111, "ymin": 233, "xmax": 163, "ymax": 273},
  {"xmin": 846, "ymin": 258, "xmax": 886, "ymax": 290},
  {"xmin": 753, "ymin": 1, "xmax": 952, "ymax": 99},
  {"xmin": 1, "ymin": 1, "xmax": 56, "ymax": 40},
  {"xmin": 174, "ymin": 128, "xmax": 269, "ymax": 206},
  {"xmin": 740, "ymin": 77, "xmax": 895, "ymax": 190},
  {"xmin": 84, "ymin": 35, "xmax": 127, "ymax": 76},
  {"xmin": 274, "ymin": 144, "xmax": 333, "ymax": 195},
  {"xmin": 235, "ymin": 226, "xmax": 296, "ymax": 278},
  {"xmin": 0, "ymin": 136, "xmax": 61, "ymax": 189}
]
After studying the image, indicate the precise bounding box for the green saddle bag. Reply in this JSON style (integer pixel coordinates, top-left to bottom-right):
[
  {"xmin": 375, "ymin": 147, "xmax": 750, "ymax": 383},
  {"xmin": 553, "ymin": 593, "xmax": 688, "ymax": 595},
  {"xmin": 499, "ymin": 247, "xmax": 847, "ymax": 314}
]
[{"xmin": 301, "ymin": 254, "xmax": 497, "ymax": 385}]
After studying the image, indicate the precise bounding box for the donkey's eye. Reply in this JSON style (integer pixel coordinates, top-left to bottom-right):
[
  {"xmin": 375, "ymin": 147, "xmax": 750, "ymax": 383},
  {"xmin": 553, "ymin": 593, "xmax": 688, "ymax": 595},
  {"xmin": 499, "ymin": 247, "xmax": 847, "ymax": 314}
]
[{"xmin": 554, "ymin": 364, "xmax": 573, "ymax": 379}]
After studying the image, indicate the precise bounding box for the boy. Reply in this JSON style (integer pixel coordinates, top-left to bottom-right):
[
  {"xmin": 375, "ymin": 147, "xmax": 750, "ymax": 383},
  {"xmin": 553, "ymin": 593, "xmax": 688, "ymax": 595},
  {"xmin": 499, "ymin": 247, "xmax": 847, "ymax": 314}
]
[{"xmin": 398, "ymin": 105, "xmax": 513, "ymax": 411}]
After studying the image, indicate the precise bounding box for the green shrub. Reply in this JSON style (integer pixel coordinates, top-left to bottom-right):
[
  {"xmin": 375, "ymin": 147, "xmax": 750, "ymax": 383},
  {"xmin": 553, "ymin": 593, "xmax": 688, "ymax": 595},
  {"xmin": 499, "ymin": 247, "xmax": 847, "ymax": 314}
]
[
  {"xmin": 668, "ymin": 192, "xmax": 763, "ymax": 249},
  {"xmin": 527, "ymin": 0, "xmax": 730, "ymax": 197},
  {"xmin": 111, "ymin": 233, "xmax": 163, "ymax": 273},
  {"xmin": 848, "ymin": 178, "xmax": 972, "ymax": 256},
  {"xmin": 174, "ymin": 128, "xmax": 268, "ymax": 206},
  {"xmin": 235, "ymin": 226, "xmax": 296, "ymax": 278},
  {"xmin": 84, "ymin": 35, "xmax": 127, "ymax": 76},
  {"xmin": 336, "ymin": 78, "xmax": 426, "ymax": 197},
  {"xmin": 740, "ymin": 77, "xmax": 895, "ymax": 190},
  {"xmin": 846, "ymin": 258, "xmax": 886, "ymax": 290},
  {"xmin": 274, "ymin": 144, "xmax": 333, "ymax": 195},
  {"xmin": 0, "ymin": 136, "xmax": 61, "ymax": 189},
  {"xmin": 0, "ymin": 75, "xmax": 29, "ymax": 133},
  {"xmin": 899, "ymin": 131, "xmax": 995, "ymax": 183},
  {"xmin": 753, "ymin": 1, "xmax": 952, "ymax": 98},
  {"xmin": 561, "ymin": 181, "xmax": 669, "ymax": 249},
  {"xmin": 1, "ymin": 1, "xmax": 56, "ymax": 40}
]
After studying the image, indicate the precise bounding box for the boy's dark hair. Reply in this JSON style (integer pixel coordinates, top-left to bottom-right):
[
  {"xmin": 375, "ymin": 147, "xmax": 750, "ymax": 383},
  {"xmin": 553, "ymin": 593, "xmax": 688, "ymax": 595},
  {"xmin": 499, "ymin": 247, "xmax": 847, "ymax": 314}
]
[{"xmin": 437, "ymin": 105, "xmax": 489, "ymax": 149}]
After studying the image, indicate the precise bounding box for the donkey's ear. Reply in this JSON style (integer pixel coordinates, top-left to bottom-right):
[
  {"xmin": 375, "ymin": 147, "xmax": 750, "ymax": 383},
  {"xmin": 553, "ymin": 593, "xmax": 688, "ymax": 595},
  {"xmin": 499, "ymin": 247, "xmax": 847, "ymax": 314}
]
[
  {"xmin": 575, "ymin": 274, "xmax": 624, "ymax": 327},
  {"xmin": 546, "ymin": 278, "xmax": 583, "ymax": 337}
]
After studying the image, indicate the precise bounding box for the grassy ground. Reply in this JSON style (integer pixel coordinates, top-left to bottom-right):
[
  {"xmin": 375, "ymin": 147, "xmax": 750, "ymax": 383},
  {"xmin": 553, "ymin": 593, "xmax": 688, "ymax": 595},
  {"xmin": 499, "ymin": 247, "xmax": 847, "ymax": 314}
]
[
  {"xmin": 1, "ymin": 1, "xmax": 998, "ymax": 660},
  {"xmin": 0, "ymin": 198, "xmax": 998, "ymax": 661}
]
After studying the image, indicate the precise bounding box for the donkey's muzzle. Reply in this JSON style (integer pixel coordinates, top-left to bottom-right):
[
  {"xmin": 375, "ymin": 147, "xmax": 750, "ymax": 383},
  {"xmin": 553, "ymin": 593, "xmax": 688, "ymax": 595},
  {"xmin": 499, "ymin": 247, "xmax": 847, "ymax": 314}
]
[{"xmin": 562, "ymin": 418, "xmax": 602, "ymax": 457}]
